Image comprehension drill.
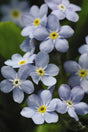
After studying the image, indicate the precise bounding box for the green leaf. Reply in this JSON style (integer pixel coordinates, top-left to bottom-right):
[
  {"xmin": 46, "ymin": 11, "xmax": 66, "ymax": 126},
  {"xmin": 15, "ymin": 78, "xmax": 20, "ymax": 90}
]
[
  {"xmin": 34, "ymin": 124, "xmax": 64, "ymax": 132},
  {"xmin": 0, "ymin": 21, "xmax": 25, "ymax": 59}
]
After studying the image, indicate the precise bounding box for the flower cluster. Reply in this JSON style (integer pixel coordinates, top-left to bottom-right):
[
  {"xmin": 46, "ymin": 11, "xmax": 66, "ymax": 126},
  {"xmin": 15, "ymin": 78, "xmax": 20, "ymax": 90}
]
[{"xmin": 0, "ymin": 0, "xmax": 88, "ymax": 125}]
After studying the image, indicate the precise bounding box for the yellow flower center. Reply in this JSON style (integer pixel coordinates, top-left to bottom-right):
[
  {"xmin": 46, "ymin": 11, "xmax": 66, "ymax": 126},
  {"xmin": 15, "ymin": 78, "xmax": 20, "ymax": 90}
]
[
  {"xmin": 37, "ymin": 68, "xmax": 45, "ymax": 76},
  {"xmin": 58, "ymin": 4, "xmax": 66, "ymax": 11},
  {"xmin": 34, "ymin": 18, "xmax": 40, "ymax": 26},
  {"xmin": 79, "ymin": 69, "xmax": 87, "ymax": 77},
  {"xmin": 50, "ymin": 32, "xmax": 59, "ymax": 40},
  {"xmin": 12, "ymin": 10, "xmax": 20, "ymax": 18},
  {"xmin": 66, "ymin": 100, "xmax": 73, "ymax": 107},
  {"xmin": 18, "ymin": 60, "xmax": 27, "ymax": 65},
  {"xmin": 38, "ymin": 105, "xmax": 47, "ymax": 113},
  {"xmin": 13, "ymin": 78, "xmax": 21, "ymax": 87}
]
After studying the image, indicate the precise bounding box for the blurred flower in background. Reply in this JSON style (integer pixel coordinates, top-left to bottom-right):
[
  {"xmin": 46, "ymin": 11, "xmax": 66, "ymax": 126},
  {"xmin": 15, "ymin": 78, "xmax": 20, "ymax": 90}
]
[{"xmin": 0, "ymin": 0, "xmax": 30, "ymax": 27}]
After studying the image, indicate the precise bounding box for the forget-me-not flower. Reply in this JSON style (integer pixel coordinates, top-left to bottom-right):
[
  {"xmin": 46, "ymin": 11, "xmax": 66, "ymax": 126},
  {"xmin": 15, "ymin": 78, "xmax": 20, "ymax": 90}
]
[
  {"xmin": 4, "ymin": 52, "xmax": 36, "ymax": 68},
  {"xmin": 45, "ymin": 0, "xmax": 81, "ymax": 22},
  {"xmin": 20, "ymin": 38, "xmax": 35, "ymax": 53},
  {"xmin": 78, "ymin": 35, "xmax": 88, "ymax": 54},
  {"xmin": 64, "ymin": 53, "xmax": 88, "ymax": 90},
  {"xmin": 21, "ymin": 4, "xmax": 48, "ymax": 38},
  {"xmin": 0, "ymin": 0, "xmax": 29, "ymax": 27},
  {"xmin": 34, "ymin": 14, "xmax": 74, "ymax": 53},
  {"xmin": 27, "ymin": 52, "xmax": 59, "ymax": 86},
  {"xmin": 55, "ymin": 84, "xmax": 88, "ymax": 121},
  {"xmin": 20, "ymin": 90, "xmax": 58, "ymax": 124},
  {"xmin": 0, "ymin": 66, "xmax": 34, "ymax": 103}
]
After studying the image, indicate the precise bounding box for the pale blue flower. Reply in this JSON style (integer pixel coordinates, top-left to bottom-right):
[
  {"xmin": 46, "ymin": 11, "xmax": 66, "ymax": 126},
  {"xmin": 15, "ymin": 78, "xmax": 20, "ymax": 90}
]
[
  {"xmin": 27, "ymin": 52, "xmax": 59, "ymax": 86},
  {"xmin": 45, "ymin": 0, "xmax": 81, "ymax": 22},
  {"xmin": 4, "ymin": 52, "xmax": 36, "ymax": 68},
  {"xmin": 20, "ymin": 38, "xmax": 35, "ymax": 53},
  {"xmin": 0, "ymin": 66, "xmax": 34, "ymax": 103},
  {"xmin": 34, "ymin": 14, "xmax": 74, "ymax": 53},
  {"xmin": 55, "ymin": 84, "xmax": 88, "ymax": 121},
  {"xmin": 0, "ymin": 0, "xmax": 29, "ymax": 27},
  {"xmin": 78, "ymin": 35, "xmax": 88, "ymax": 54},
  {"xmin": 20, "ymin": 90, "xmax": 58, "ymax": 124},
  {"xmin": 64, "ymin": 53, "xmax": 88, "ymax": 90},
  {"xmin": 21, "ymin": 4, "xmax": 48, "ymax": 38}
]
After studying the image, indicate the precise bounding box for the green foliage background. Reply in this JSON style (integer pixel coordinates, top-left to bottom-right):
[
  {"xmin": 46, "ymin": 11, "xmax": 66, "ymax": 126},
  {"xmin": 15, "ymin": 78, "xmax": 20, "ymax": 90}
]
[{"xmin": 0, "ymin": 0, "xmax": 88, "ymax": 132}]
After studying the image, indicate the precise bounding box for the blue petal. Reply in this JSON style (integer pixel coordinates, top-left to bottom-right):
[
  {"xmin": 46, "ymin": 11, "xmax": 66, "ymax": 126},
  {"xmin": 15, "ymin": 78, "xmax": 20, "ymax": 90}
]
[
  {"xmin": 0, "ymin": 80, "xmax": 13, "ymax": 93},
  {"xmin": 68, "ymin": 75, "xmax": 80, "ymax": 87},
  {"xmin": 58, "ymin": 84, "xmax": 71, "ymax": 101},
  {"xmin": 64, "ymin": 61, "xmax": 80, "ymax": 74},
  {"xmin": 52, "ymin": 10, "xmax": 65, "ymax": 20},
  {"xmin": 1, "ymin": 66, "xmax": 16, "ymax": 79},
  {"xmin": 66, "ymin": 10, "xmax": 79, "ymax": 22},
  {"xmin": 40, "ymin": 39, "xmax": 54, "ymax": 53},
  {"xmin": 29, "ymin": 5, "xmax": 39, "ymax": 17},
  {"xmin": 27, "ymin": 94, "xmax": 41, "ymax": 108},
  {"xmin": 45, "ymin": 64, "xmax": 59, "ymax": 76},
  {"xmin": 47, "ymin": 14, "xmax": 60, "ymax": 31},
  {"xmin": 20, "ymin": 80, "xmax": 34, "ymax": 94},
  {"xmin": 20, "ymin": 107, "xmax": 35, "ymax": 118},
  {"xmin": 13, "ymin": 88, "xmax": 24, "ymax": 103},
  {"xmin": 39, "ymin": 4, "xmax": 48, "ymax": 18},
  {"xmin": 34, "ymin": 27, "xmax": 49, "ymax": 41},
  {"xmin": 39, "ymin": 90, "xmax": 52, "ymax": 105},
  {"xmin": 32, "ymin": 113, "xmax": 44, "ymax": 125},
  {"xmin": 44, "ymin": 112, "xmax": 58, "ymax": 123},
  {"xmin": 78, "ymin": 45, "xmax": 88, "ymax": 54},
  {"xmin": 79, "ymin": 53, "xmax": 88, "ymax": 69},
  {"xmin": 56, "ymin": 99, "xmax": 67, "ymax": 113},
  {"xmin": 68, "ymin": 108, "xmax": 79, "ymax": 121},
  {"xmin": 74, "ymin": 102, "xmax": 88, "ymax": 115},
  {"xmin": 71, "ymin": 86, "xmax": 84, "ymax": 103},
  {"xmin": 35, "ymin": 52, "xmax": 49, "ymax": 68},
  {"xmin": 55, "ymin": 39, "xmax": 69, "ymax": 52},
  {"xmin": 59, "ymin": 25, "xmax": 74, "ymax": 38},
  {"xmin": 41, "ymin": 76, "xmax": 56, "ymax": 86},
  {"xmin": 31, "ymin": 72, "xmax": 40, "ymax": 84}
]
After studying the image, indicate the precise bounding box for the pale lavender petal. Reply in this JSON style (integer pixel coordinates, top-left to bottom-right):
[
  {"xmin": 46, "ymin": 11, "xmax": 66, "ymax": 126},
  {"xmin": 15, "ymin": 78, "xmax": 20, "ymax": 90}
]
[
  {"xmin": 31, "ymin": 72, "xmax": 40, "ymax": 84},
  {"xmin": 13, "ymin": 88, "xmax": 24, "ymax": 103},
  {"xmin": 34, "ymin": 27, "xmax": 49, "ymax": 41},
  {"xmin": 62, "ymin": 0, "xmax": 70, "ymax": 6},
  {"xmin": 22, "ymin": 13, "xmax": 34, "ymax": 26},
  {"xmin": 29, "ymin": 5, "xmax": 39, "ymax": 17},
  {"xmin": 55, "ymin": 39, "xmax": 69, "ymax": 52},
  {"xmin": 27, "ymin": 94, "xmax": 41, "ymax": 107},
  {"xmin": 64, "ymin": 61, "xmax": 80, "ymax": 74},
  {"xmin": 44, "ymin": 112, "xmax": 58, "ymax": 123},
  {"xmin": 45, "ymin": 0, "xmax": 60, "ymax": 10},
  {"xmin": 1, "ymin": 66, "xmax": 16, "ymax": 79},
  {"xmin": 41, "ymin": 76, "xmax": 56, "ymax": 86},
  {"xmin": 79, "ymin": 53, "xmax": 88, "ymax": 69},
  {"xmin": 68, "ymin": 4, "xmax": 81, "ymax": 11},
  {"xmin": 78, "ymin": 45, "xmax": 88, "ymax": 54},
  {"xmin": 35, "ymin": 52, "xmax": 49, "ymax": 68},
  {"xmin": 71, "ymin": 86, "xmax": 84, "ymax": 103},
  {"xmin": 20, "ymin": 107, "xmax": 35, "ymax": 118},
  {"xmin": 59, "ymin": 25, "xmax": 74, "ymax": 38},
  {"xmin": 11, "ymin": 54, "xmax": 22, "ymax": 61},
  {"xmin": 80, "ymin": 80, "xmax": 88, "ymax": 93},
  {"xmin": 21, "ymin": 80, "xmax": 34, "ymax": 94},
  {"xmin": 74, "ymin": 102, "xmax": 88, "ymax": 115},
  {"xmin": 52, "ymin": 10, "xmax": 65, "ymax": 20},
  {"xmin": 68, "ymin": 75, "xmax": 80, "ymax": 87},
  {"xmin": 47, "ymin": 98, "xmax": 58, "ymax": 111},
  {"xmin": 45, "ymin": 64, "xmax": 59, "ymax": 76},
  {"xmin": 56, "ymin": 99, "xmax": 67, "ymax": 113},
  {"xmin": 68, "ymin": 108, "xmax": 79, "ymax": 121},
  {"xmin": 39, "ymin": 90, "xmax": 52, "ymax": 105},
  {"xmin": 66, "ymin": 10, "xmax": 79, "ymax": 22},
  {"xmin": 40, "ymin": 39, "xmax": 54, "ymax": 53},
  {"xmin": 32, "ymin": 113, "xmax": 44, "ymax": 125},
  {"xmin": 47, "ymin": 14, "xmax": 60, "ymax": 31},
  {"xmin": 39, "ymin": 4, "xmax": 48, "ymax": 18},
  {"xmin": 0, "ymin": 80, "xmax": 13, "ymax": 93},
  {"xmin": 58, "ymin": 84, "xmax": 71, "ymax": 101},
  {"xmin": 85, "ymin": 35, "xmax": 88, "ymax": 44}
]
